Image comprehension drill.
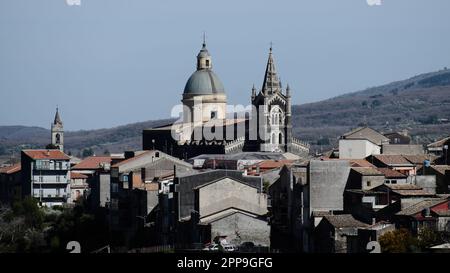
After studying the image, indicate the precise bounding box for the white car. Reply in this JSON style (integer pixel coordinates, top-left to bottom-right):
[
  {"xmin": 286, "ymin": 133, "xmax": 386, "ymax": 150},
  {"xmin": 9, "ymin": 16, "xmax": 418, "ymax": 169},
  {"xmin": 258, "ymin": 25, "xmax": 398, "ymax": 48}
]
[
  {"xmin": 203, "ymin": 244, "xmax": 219, "ymax": 251},
  {"xmin": 223, "ymin": 244, "xmax": 236, "ymax": 252}
]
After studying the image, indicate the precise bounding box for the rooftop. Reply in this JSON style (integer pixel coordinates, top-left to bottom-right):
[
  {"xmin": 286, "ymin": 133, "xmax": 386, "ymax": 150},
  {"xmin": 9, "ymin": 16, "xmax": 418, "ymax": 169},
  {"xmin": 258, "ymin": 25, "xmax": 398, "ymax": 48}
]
[
  {"xmin": 0, "ymin": 163, "xmax": 21, "ymax": 174},
  {"xmin": 377, "ymin": 168, "xmax": 407, "ymax": 178},
  {"xmin": 427, "ymin": 136, "xmax": 450, "ymax": 148},
  {"xmin": 430, "ymin": 165, "xmax": 450, "ymax": 175},
  {"xmin": 403, "ymin": 155, "xmax": 433, "ymax": 165},
  {"xmin": 349, "ymin": 159, "xmax": 376, "ymax": 168},
  {"xmin": 372, "ymin": 155, "xmax": 414, "ymax": 166},
  {"xmin": 351, "ymin": 167, "xmax": 383, "ymax": 176},
  {"xmin": 70, "ymin": 172, "xmax": 88, "ymax": 179},
  {"xmin": 72, "ymin": 156, "xmax": 111, "ymax": 170},
  {"xmin": 323, "ymin": 214, "xmax": 369, "ymax": 228},
  {"xmin": 342, "ymin": 127, "xmax": 389, "ymax": 145},
  {"xmin": 22, "ymin": 149, "xmax": 70, "ymax": 160},
  {"xmin": 396, "ymin": 198, "xmax": 447, "ymax": 216},
  {"xmin": 381, "ymin": 184, "xmax": 434, "ymax": 196}
]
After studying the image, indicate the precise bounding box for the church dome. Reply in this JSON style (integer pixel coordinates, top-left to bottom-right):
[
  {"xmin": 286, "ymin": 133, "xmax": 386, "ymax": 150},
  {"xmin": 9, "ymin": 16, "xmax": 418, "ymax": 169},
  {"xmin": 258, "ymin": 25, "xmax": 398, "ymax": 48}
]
[{"xmin": 183, "ymin": 69, "xmax": 225, "ymax": 95}]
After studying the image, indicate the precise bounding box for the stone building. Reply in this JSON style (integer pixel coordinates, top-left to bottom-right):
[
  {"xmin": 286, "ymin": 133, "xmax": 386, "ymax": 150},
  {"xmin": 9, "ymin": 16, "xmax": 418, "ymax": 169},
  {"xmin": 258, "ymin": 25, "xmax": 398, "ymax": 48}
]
[{"xmin": 143, "ymin": 42, "xmax": 309, "ymax": 159}]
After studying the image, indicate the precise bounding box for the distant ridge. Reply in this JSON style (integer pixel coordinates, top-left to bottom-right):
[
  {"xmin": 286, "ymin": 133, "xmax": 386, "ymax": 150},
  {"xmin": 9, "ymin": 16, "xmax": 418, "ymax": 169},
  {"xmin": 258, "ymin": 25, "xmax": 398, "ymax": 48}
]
[{"xmin": 1, "ymin": 69, "xmax": 449, "ymax": 158}]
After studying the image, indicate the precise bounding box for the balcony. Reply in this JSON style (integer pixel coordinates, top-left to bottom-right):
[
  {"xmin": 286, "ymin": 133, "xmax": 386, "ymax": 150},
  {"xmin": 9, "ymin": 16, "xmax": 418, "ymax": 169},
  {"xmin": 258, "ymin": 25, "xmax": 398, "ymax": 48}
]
[
  {"xmin": 33, "ymin": 193, "xmax": 67, "ymax": 199},
  {"xmin": 33, "ymin": 179, "xmax": 69, "ymax": 184}
]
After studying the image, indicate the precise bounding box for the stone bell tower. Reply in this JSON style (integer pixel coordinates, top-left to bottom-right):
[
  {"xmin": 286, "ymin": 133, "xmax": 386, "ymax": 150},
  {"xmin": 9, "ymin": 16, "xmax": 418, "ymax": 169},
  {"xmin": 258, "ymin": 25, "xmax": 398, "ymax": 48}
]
[{"xmin": 51, "ymin": 107, "xmax": 64, "ymax": 151}]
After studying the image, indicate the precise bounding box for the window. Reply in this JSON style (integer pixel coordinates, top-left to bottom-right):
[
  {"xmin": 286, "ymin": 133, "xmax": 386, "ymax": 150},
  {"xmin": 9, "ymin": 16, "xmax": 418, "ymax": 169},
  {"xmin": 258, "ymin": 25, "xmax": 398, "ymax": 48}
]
[
  {"xmin": 279, "ymin": 133, "xmax": 283, "ymax": 144},
  {"xmin": 111, "ymin": 183, "xmax": 119, "ymax": 193},
  {"xmin": 205, "ymin": 60, "xmax": 210, "ymax": 67},
  {"xmin": 56, "ymin": 175, "xmax": 60, "ymax": 182},
  {"xmin": 211, "ymin": 111, "xmax": 217, "ymax": 119},
  {"xmin": 56, "ymin": 188, "xmax": 60, "ymax": 196},
  {"xmin": 367, "ymin": 181, "xmax": 371, "ymax": 187},
  {"xmin": 58, "ymin": 162, "xmax": 63, "ymax": 170},
  {"xmin": 55, "ymin": 134, "xmax": 60, "ymax": 144},
  {"xmin": 391, "ymin": 180, "xmax": 397, "ymax": 184}
]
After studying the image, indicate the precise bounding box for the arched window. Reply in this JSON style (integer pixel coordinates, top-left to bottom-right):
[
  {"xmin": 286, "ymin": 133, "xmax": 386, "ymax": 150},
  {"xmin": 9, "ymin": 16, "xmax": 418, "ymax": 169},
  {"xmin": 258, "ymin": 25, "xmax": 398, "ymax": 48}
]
[
  {"xmin": 270, "ymin": 106, "xmax": 284, "ymax": 126},
  {"xmin": 206, "ymin": 59, "xmax": 210, "ymax": 67},
  {"xmin": 279, "ymin": 133, "xmax": 283, "ymax": 144},
  {"xmin": 55, "ymin": 134, "xmax": 60, "ymax": 144}
]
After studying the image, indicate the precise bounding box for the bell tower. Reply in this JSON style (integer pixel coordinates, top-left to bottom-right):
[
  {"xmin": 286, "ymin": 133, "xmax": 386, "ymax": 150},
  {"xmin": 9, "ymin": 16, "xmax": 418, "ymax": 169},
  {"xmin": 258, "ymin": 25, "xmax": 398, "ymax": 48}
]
[
  {"xmin": 51, "ymin": 107, "xmax": 64, "ymax": 151},
  {"xmin": 251, "ymin": 47, "xmax": 292, "ymax": 152}
]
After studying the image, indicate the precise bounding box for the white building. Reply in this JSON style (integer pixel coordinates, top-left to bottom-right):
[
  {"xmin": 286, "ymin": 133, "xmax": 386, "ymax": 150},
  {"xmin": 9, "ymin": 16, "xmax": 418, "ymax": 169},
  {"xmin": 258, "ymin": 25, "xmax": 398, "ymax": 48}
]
[
  {"xmin": 339, "ymin": 127, "xmax": 389, "ymax": 159},
  {"xmin": 21, "ymin": 149, "xmax": 71, "ymax": 207}
]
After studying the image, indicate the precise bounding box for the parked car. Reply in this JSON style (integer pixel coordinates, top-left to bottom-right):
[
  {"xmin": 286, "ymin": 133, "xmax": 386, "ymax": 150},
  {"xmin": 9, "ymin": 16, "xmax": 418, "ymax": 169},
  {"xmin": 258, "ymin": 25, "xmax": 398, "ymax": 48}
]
[
  {"xmin": 239, "ymin": 242, "xmax": 255, "ymax": 252},
  {"xmin": 202, "ymin": 243, "xmax": 219, "ymax": 251},
  {"xmin": 223, "ymin": 244, "xmax": 236, "ymax": 252}
]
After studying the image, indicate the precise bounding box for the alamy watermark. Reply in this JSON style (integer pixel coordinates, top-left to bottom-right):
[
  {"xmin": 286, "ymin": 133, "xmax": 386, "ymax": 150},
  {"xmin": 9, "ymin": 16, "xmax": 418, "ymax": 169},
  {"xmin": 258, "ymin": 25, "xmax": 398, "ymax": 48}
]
[{"xmin": 66, "ymin": 0, "xmax": 81, "ymax": 6}]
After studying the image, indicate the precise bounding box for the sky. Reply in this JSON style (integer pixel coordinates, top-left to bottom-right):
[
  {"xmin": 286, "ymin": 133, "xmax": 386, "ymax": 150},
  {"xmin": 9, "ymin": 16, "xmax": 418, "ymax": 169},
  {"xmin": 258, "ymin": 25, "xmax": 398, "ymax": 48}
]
[{"xmin": 0, "ymin": 0, "xmax": 449, "ymax": 130}]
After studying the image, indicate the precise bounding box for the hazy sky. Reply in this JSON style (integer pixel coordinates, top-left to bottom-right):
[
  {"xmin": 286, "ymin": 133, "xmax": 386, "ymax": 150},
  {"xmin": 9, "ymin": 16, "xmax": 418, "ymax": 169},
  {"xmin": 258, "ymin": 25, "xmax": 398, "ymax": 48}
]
[{"xmin": 1, "ymin": 0, "xmax": 449, "ymax": 130}]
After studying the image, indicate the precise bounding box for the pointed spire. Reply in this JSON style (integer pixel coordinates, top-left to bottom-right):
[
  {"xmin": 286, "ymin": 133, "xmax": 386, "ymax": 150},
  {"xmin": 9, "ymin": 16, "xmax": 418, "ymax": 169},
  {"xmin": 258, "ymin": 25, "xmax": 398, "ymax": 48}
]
[
  {"xmin": 251, "ymin": 84, "xmax": 256, "ymax": 99},
  {"xmin": 261, "ymin": 46, "xmax": 281, "ymax": 95},
  {"xmin": 286, "ymin": 83, "xmax": 291, "ymax": 97},
  {"xmin": 203, "ymin": 31, "xmax": 206, "ymax": 48},
  {"xmin": 54, "ymin": 107, "xmax": 62, "ymax": 125}
]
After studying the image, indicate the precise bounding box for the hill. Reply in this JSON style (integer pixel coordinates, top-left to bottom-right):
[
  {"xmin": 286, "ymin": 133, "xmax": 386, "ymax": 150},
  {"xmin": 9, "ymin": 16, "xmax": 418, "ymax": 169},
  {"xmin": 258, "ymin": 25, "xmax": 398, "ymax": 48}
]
[{"xmin": 1, "ymin": 69, "xmax": 450, "ymax": 158}]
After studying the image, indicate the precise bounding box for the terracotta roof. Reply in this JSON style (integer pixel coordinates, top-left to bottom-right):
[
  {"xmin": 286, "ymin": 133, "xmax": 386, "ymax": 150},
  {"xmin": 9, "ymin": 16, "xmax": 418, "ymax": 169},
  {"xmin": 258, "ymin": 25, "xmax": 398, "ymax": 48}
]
[
  {"xmin": 70, "ymin": 172, "xmax": 88, "ymax": 179},
  {"xmin": 352, "ymin": 167, "xmax": 383, "ymax": 176},
  {"xmin": 0, "ymin": 163, "xmax": 21, "ymax": 174},
  {"xmin": 111, "ymin": 151, "xmax": 154, "ymax": 168},
  {"xmin": 22, "ymin": 149, "xmax": 70, "ymax": 160},
  {"xmin": 377, "ymin": 168, "xmax": 407, "ymax": 178},
  {"xmin": 373, "ymin": 155, "xmax": 413, "ymax": 166},
  {"xmin": 323, "ymin": 214, "xmax": 369, "ymax": 228},
  {"xmin": 430, "ymin": 165, "xmax": 450, "ymax": 175},
  {"xmin": 427, "ymin": 136, "xmax": 450, "ymax": 148},
  {"xmin": 143, "ymin": 182, "xmax": 159, "ymax": 191},
  {"xmin": 256, "ymin": 160, "xmax": 295, "ymax": 170},
  {"xmin": 397, "ymin": 199, "xmax": 447, "ymax": 216},
  {"xmin": 349, "ymin": 159, "xmax": 376, "ymax": 168},
  {"xmin": 72, "ymin": 156, "xmax": 111, "ymax": 170},
  {"xmin": 403, "ymin": 155, "xmax": 431, "ymax": 165}
]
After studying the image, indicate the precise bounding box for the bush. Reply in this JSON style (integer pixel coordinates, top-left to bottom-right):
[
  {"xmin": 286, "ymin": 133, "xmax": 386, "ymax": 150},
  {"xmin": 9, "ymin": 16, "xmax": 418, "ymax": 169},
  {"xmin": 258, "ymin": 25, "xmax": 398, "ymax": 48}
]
[{"xmin": 379, "ymin": 228, "xmax": 418, "ymax": 253}]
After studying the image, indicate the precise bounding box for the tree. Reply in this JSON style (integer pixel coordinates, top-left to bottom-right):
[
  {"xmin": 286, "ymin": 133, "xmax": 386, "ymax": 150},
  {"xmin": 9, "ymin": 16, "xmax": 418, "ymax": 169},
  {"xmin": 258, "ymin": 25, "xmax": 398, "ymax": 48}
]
[
  {"xmin": 371, "ymin": 99, "xmax": 382, "ymax": 108},
  {"xmin": 45, "ymin": 144, "xmax": 58, "ymax": 150},
  {"xmin": 12, "ymin": 197, "xmax": 44, "ymax": 229},
  {"xmin": 379, "ymin": 228, "xmax": 418, "ymax": 253},
  {"xmin": 82, "ymin": 148, "xmax": 94, "ymax": 158},
  {"xmin": 417, "ymin": 227, "xmax": 443, "ymax": 250}
]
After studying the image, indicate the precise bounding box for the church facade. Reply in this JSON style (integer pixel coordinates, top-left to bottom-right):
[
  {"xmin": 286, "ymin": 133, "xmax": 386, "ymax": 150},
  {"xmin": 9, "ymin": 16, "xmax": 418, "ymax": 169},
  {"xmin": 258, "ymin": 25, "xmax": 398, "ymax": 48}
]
[{"xmin": 143, "ymin": 42, "xmax": 309, "ymax": 159}]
